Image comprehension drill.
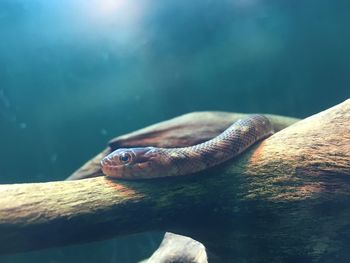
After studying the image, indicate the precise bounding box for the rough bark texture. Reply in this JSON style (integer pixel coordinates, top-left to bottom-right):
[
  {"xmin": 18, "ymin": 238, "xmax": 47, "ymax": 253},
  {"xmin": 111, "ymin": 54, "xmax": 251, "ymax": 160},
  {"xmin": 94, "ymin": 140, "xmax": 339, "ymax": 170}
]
[{"xmin": 0, "ymin": 100, "xmax": 349, "ymax": 263}]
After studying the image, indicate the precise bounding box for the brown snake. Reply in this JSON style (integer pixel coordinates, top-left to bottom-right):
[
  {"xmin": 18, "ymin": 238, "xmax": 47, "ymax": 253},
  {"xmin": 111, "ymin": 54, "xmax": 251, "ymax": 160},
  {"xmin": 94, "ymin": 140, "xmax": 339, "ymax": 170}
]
[{"xmin": 101, "ymin": 115, "xmax": 274, "ymax": 179}]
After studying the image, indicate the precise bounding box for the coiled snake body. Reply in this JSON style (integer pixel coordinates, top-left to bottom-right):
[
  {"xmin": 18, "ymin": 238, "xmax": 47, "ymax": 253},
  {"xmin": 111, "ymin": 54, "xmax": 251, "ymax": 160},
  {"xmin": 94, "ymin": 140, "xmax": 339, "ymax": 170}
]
[{"xmin": 101, "ymin": 115, "xmax": 274, "ymax": 179}]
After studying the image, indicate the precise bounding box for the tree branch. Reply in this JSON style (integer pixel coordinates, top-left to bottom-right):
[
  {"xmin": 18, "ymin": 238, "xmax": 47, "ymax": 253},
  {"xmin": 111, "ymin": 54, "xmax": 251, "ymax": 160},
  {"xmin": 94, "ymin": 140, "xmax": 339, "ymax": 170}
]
[{"xmin": 0, "ymin": 100, "xmax": 349, "ymax": 262}]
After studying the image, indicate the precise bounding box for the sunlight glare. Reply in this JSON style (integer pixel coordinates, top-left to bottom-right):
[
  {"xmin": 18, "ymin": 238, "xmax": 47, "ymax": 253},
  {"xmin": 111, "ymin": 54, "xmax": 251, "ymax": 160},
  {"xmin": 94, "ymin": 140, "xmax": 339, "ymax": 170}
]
[{"xmin": 98, "ymin": 0, "xmax": 126, "ymax": 14}]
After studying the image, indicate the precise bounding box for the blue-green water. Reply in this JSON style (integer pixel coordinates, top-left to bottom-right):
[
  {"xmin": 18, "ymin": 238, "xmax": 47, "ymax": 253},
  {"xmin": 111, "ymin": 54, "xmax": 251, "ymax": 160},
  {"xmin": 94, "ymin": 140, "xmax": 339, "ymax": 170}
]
[{"xmin": 0, "ymin": 0, "xmax": 349, "ymax": 262}]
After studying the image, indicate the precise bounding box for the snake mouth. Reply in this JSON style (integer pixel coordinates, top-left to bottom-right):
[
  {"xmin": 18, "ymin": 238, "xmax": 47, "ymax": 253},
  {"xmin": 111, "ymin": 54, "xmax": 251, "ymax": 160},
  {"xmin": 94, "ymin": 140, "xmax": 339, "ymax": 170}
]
[
  {"xmin": 101, "ymin": 160, "xmax": 152, "ymax": 178},
  {"xmin": 100, "ymin": 163, "xmax": 129, "ymax": 177},
  {"xmin": 100, "ymin": 162, "xmax": 116, "ymax": 176},
  {"xmin": 100, "ymin": 156, "xmax": 123, "ymax": 176}
]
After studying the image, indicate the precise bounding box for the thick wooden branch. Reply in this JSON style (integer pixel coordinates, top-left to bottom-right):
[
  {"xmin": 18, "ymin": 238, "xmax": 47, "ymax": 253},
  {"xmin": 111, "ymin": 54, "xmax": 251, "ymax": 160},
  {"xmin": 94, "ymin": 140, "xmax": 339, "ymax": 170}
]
[{"xmin": 0, "ymin": 100, "xmax": 349, "ymax": 262}]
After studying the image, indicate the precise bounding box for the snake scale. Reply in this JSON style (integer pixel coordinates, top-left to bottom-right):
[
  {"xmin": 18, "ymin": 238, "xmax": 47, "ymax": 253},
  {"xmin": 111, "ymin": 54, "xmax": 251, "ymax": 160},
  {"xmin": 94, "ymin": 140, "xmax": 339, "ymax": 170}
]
[{"xmin": 101, "ymin": 115, "xmax": 274, "ymax": 179}]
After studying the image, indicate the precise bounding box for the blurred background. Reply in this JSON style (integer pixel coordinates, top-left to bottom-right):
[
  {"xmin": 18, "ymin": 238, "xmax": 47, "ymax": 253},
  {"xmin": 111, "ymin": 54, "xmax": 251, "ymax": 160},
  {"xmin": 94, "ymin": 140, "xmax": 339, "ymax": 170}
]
[{"xmin": 0, "ymin": 0, "xmax": 349, "ymax": 262}]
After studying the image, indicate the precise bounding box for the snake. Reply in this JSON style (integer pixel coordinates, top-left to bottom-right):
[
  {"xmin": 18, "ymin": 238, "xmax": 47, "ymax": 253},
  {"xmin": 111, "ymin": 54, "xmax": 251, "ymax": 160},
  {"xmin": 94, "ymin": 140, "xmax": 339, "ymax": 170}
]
[{"xmin": 101, "ymin": 115, "xmax": 274, "ymax": 180}]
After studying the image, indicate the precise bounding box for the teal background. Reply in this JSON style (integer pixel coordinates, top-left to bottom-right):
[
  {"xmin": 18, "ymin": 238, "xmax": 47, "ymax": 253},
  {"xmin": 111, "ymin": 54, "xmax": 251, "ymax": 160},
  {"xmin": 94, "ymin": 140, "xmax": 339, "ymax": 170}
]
[{"xmin": 0, "ymin": 0, "xmax": 349, "ymax": 262}]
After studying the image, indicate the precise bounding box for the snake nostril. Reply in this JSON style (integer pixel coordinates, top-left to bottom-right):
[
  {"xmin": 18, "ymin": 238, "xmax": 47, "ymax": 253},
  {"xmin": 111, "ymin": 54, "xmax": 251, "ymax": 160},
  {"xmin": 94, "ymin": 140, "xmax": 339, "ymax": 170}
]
[{"xmin": 101, "ymin": 157, "xmax": 112, "ymax": 166}]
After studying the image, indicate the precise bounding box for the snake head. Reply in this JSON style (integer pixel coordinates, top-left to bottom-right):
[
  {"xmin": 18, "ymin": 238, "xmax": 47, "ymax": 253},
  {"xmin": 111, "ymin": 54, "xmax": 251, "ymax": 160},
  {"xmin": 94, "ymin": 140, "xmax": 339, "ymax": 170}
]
[{"xmin": 101, "ymin": 147, "xmax": 164, "ymax": 179}]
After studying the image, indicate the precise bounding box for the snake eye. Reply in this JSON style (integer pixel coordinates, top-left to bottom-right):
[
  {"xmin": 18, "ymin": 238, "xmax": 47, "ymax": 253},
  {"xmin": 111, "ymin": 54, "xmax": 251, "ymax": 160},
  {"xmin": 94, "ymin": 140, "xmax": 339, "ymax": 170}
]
[{"xmin": 119, "ymin": 152, "xmax": 132, "ymax": 164}]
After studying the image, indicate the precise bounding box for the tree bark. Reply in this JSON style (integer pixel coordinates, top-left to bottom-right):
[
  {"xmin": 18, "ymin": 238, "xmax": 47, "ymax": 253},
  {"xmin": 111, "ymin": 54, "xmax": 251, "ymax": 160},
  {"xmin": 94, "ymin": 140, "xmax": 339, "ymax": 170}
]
[{"xmin": 0, "ymin": 100, "xmax": 349, "ymax": 262}]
